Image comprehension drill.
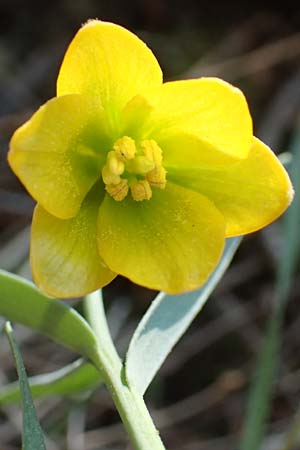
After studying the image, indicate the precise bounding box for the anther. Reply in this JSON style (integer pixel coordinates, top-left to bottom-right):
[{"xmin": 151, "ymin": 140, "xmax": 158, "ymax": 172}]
[
  {"xmin": 131, "ymin": 180, "xmax": 152, "ymax": 201},
  {"xmin": 141, "ymin": 140, "xmax": 163, "ymax": 165},
  {"xmin": 102, "ymin": 136, "xmax": 166, "ymax": 202},
  {"xmin": 146, "ymin": 166, "xmax": 167, "ymax": 189},
  {"xmin": 105, "ymin": 179, "xmax": 129, "ymax": 201},
  {"xmin": 113, "ymin": 136, "xmax": 136, "ymax": 161},
  {"xmin": 102, "ymin": 165, "xmax": 120, "ymax": 185},
  {"xmin": 107, "ymin": 151, "xmax": 125, "ymax": 175}
]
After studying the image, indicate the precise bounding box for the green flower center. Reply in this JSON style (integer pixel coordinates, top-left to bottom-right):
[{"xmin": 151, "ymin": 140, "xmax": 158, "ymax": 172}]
[{"xmin": 101, "ymin": 136, "xmax": 167, "ymax": 201}]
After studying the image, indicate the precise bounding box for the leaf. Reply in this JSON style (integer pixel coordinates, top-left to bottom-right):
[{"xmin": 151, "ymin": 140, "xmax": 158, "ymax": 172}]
[
  {"xmin": 240, "ymin": 317, "xmax": 280, "ymax": 450},
  {"xmin": 240, "ymin": 136, "xmax": 300, "ymax": 450},
  {"xmin": 0, "ymin": 359, "xmax": 102, "ymax": 405},
  {"xmin": 125, "ymin": 237, "xmax": 242, "ymax": 395},
  {"xmin": 4, "ymin": 321, "xmax": 46, "ymax": 450},
  {"xmin": 0, "ymin": 270, "xmax": 99, "ymax": 364}
]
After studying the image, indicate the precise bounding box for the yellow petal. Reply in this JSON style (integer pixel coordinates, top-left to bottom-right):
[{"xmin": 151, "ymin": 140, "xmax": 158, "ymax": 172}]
[
  {"xmin": 31, "ymin": 185, "xmax": 116, "ymax": 298},
  {"xmin": 161, "ymin": 132, "xmax": 242, "ymax": 169},
  {"xmin": 121, "ymin": 95, "xmax": 153, "ymax": 139},
  {"xmin": 57, "ymin": 20, "xmax": 162, "ymax": 129},
  {"xmin": 168, "ymin": 137, "xmax": 293, "ymax": 236},
  {"xmin": 8, "ymin": 94, "xmax": 108, "ymax": 219},
  {"xmin": 145, "ymin": 78, "xmax": 252, "ymax": 160},
  {"xmin": 97, "ymin": 182, "xmax": 225, "ymax": 293}
]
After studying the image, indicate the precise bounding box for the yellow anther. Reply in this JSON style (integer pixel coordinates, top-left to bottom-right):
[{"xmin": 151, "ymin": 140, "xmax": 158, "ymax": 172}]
[
  {"xmin": 102, "ymin": 136, "xmax": 166, "ymax": 202},
  {"xmin": 102, "ymin": 164, "xmax": 121, "ymax": 185},
  {"xmin": 126, "ymin": 155, "xmax": 155, "ymax": 175},
  {"xmin": 105, "ymin": 179, "xmax": 129, "ymax": 201},
  {"xmin": 141, "ymin": 140, "xmax": 163, "ymax": 165},
  {"xmin": 107, "ymin": 151, "xmax": 125, "ymax": 175},
  {"xmin": 146, "ymin": 166, "xmax": 167, "ymax": 189},
  {"xmin": 113, "ymin": 136, "xmax": 136, "ymax": 161},
  {"xmin": 131, "ymin": 179, "xmax": 152, "ymax": 201}
]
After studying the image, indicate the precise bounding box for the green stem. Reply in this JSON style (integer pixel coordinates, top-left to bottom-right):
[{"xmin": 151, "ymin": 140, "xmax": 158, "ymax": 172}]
[{"xmin": 84, "ymin": 291, "xmax": 165, "ymax": 450}]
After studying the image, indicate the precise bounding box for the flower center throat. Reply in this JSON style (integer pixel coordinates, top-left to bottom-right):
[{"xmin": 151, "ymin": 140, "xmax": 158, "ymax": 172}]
[{"xmin": 102, "ymin": 136, "xmax": 167, "ymax": 201}]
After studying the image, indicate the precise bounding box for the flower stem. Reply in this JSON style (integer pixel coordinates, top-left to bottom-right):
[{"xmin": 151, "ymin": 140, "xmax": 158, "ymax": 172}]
[{"xmin": 84, "ymin": 291, "xmax": 166, "ymax": 450}]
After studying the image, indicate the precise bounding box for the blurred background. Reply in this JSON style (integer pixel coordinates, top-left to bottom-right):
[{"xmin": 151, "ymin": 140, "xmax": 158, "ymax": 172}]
[{"xmin": 1, "ymin": 1, "xmax": 300, "ymax": 449}]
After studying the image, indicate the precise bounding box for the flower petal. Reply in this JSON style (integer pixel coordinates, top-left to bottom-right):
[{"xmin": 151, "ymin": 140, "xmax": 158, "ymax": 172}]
[
  {"xmin": 161, "ymin": 132, "xmax": 241, "ymax": 168},
  {"xmin": 8, "ymin": 94, "xmax": 109, "ymax": 219},
  {"xmin": 57, "ymin": 20, "xmax": 162, "ymax": 126},
  {"xmin": 145, "ymin": 77, "xmax": 252, "ymax": 159},
  {"xmin": 168, "ymin": 137, "xmax": 293, "ymax": 237},
  {"xmin": 97, "ymin": 182, "xmax": 225, "ymax": 294},
  {"xmin": 31, "ymin": 185, "xmax": 116, "ymax": 298}
]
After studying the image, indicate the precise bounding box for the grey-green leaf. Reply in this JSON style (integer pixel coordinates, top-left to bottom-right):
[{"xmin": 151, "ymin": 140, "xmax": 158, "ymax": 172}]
[
  {"xmin": 0, "ymin": 359, "xmax": 102, "ymax": 405},
  {"xmin": 125, "ymin": 237, "xmax": 242, "ymax": 395},
  {"xmin": 5, "ymin": 321, "xmax": 46, "ymax": 450},
  {"xmin": 0, "ymin": 270, "xmax": 99, "ymax": 364}
]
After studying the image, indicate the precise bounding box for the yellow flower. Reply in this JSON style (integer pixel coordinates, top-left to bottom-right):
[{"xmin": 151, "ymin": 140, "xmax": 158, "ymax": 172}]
[{"xmin": 8, "ymin": 20, "xmax": 293, "ymax": 298}]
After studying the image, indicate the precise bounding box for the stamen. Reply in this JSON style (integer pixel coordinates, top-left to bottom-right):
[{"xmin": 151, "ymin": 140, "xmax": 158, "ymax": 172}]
[
  {"xmin": 107, "ymin": 151, "xmax": 125, "ymax": 175},
  {"xmin": 102, "ymin": 137, "xmax": 166, "ymax": 202},
  {"xmin": 146, "ymin": 166, "xmax": 167, "ymax": 189},
  {"xmin": 102, "ymin": 165, "xmax": 121, "ymax": 185},
  {"xmin": 113, "ymin": 136, "xmax": 136, "ymax": 161},
  {"xmin": 131, "ymin": 180, "xmax": 152, "ymax": 201},
  {"xmin": 105, "ymin": 179, "xmax": 129, "ymax": 201},
  {"xmin": 141, "ymin": 140, "xmax": 163, "ymax": 165}
]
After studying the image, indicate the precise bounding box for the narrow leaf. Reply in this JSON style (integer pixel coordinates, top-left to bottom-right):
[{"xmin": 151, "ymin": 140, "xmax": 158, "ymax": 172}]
[
  {"xmin": 125, "ymin": 237, "xmax": 242, "ymax": 395},
  {"xmin": 240, "ymin": 136, "xmax": 300, "ymax": 450},
  {"xmin": 0, "ymin": 359, "xmax": 102, "ymax": 405},
  {"xmin": 4, "ymin": 321, "xmax": 46, "ymax": 450},
  {"xmin": 240, "ymin": 317, "xmax": 281, "ymax": 450},
  {"xmin": 0, "ymin": 270, "xmax": 99, "ymax": 363}
]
